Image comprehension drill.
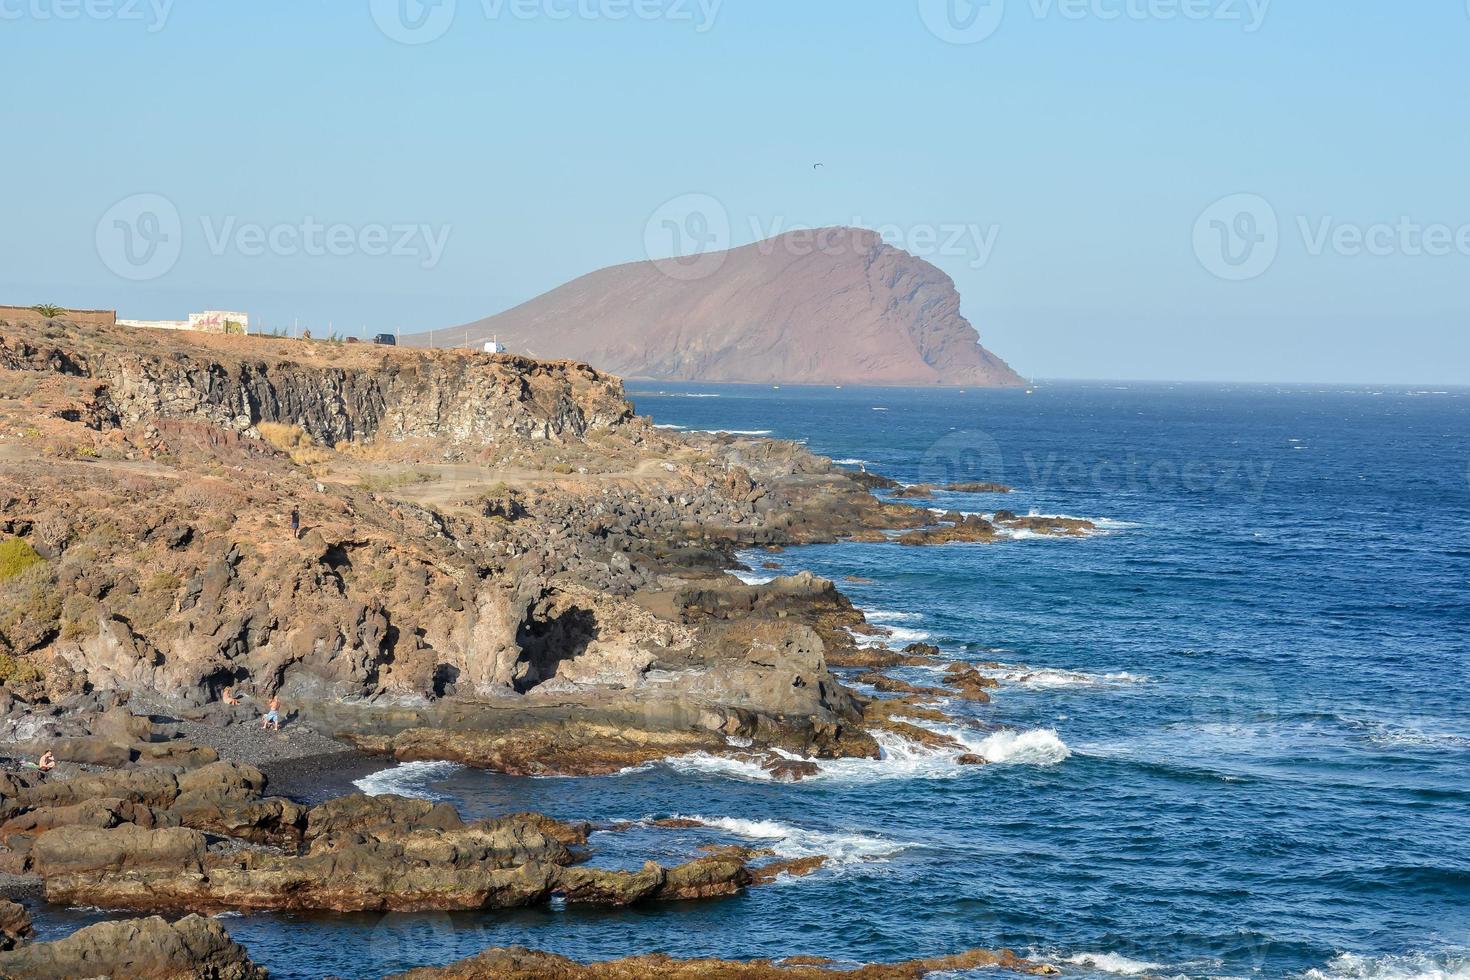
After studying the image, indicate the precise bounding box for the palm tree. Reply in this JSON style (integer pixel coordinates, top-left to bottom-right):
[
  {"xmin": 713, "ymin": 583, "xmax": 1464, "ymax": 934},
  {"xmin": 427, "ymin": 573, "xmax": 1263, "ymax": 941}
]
[{"xmin": 31, "ymin": 304, "xmax": 65, "ymax": 318}]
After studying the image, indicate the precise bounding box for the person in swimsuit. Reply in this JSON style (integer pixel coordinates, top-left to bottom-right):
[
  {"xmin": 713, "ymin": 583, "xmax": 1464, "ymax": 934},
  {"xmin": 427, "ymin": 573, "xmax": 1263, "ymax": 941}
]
[{"xmin": 261, "ymin": 696, "xmax": 282, "ymax": 732}]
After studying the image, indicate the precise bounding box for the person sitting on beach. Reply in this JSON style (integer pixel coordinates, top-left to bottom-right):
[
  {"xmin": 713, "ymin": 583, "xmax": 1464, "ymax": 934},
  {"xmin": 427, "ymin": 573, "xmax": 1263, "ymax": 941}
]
[
  {"xmin": 261, "ymin": 696, "xmax": 282, "ymax": 732},
  {"xmin": 222, "ymin": 685, "xmax": 241, "ymax": 706},
  {"xmin": 21, "ymin": 751, "xmax": 57, "ymax": 777}
]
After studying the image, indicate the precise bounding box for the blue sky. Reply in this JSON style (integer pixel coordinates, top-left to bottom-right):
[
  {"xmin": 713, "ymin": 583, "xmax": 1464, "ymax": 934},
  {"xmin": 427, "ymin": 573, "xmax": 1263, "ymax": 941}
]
[{"xmin": 3, "ymin": 1, "xmax": 1468, "ymax": 383}]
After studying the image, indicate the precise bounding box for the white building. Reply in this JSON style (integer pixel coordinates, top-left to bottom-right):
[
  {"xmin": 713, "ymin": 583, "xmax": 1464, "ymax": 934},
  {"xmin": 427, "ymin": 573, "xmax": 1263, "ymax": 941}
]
[
  {"xmin": 189, "ymin": 311, "xmax": 250, "ymax": 334},
  {"xmin": 119, "ymin": 311, "xmax": 250, "ymax": 335},
  {"xmin": 483, "ymin": 338, "xmax": 507, "ymax": 354}
]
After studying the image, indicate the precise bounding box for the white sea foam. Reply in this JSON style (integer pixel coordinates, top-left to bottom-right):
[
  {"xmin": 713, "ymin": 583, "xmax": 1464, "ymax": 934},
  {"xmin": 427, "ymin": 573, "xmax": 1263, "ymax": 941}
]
[
  {"xmin": 1361, "ymin": 724, "xmax": 1470, "ymax": 752},
  {"xmin": 1304, "ymin": 952, "xmax": 1470, "ymax": 980},
  {"xmin": 730, "ymin": 568, "xmax": 779, "ymax": 585},
  {"xmin": 353, "ymin": 760, "xmax": 463, "ymax": 800},
  {"xmin": 662, "ymin": 726, "xmax": 1069, "ymax": 783},
  {"xmin": 927, "ymin": 723, "xmax": 1074, "ymax": 766},
  {"xmin": 979, "ymin": 663, "xmax": 1152, "ymax": 691},
  {"xmin": 833, "ymin": 458, "xmax": 868, "ymax": 466},
  {"xmin": 852, "ymin": 624, "xmax": 933, "ymax": 648},
  {"xmin": 1062, "ymin": 951, "xmax": 1168, "ymax": 975},
  {"xmin": 698, "ymin": 428, "xmax": 773, "ymax": 436},
  {"xmin": 862, "ymin": 609, "xmax": 925, "ymax": 624},
  {"xmin": 652, "ymin": 423, "xmax": 687, "ymax": 430},
  {"xmin": 662, "ymin": 814, "xmax": 906, "ymax": 867}
]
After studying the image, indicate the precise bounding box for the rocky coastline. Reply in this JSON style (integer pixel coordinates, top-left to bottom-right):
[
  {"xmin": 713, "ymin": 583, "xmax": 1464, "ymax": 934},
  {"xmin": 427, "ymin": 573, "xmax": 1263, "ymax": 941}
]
[{"xmin": 1, "ymin": 317, "xmax": 1097, "ymax": 977}]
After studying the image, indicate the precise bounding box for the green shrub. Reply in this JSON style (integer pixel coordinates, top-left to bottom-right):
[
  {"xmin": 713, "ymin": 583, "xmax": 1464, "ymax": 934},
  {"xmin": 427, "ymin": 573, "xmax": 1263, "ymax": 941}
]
[
  {"xmin": 0, "ymin": 537, "xmax": 43, "ymax": 582},
  {"xmin": 0, "ymin": 653, "xmax": 43, "ymax": 685}
]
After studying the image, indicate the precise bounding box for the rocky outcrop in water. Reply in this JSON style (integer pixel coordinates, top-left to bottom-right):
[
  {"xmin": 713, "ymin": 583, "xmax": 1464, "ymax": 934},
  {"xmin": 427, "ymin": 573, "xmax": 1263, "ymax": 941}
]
[
  {"xmin": 3, "ymin": 746, "xmax": 753, "ymax": 917},
  {"xmin": 386, "ymin": 944, "xmax": 1060, "ymax": 978},
  {"xmin": 0, "ymin": 913, "xmax": 267, "ymax": 980}
]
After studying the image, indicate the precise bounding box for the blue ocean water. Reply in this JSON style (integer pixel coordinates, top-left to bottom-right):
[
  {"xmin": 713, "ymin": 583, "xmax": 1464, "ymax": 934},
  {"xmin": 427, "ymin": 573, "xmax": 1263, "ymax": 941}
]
[{"xmin": 37, "ymin": 382, "xmax": 1470, "ymax": 979}]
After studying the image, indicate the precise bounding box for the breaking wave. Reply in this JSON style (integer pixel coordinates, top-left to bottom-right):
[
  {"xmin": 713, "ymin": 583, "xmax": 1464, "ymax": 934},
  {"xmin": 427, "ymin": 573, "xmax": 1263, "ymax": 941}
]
[
  {"xmin": 1060, "ymin": 951, "xmax": 1168, "ymax": 975},
  {"xmin": 730, "ymin": 568, "xmax": 779, "ymax": 585},
  {"xmin": 933, "ymin": 724, "xmax": 1074, "ymax": 766},
  {"xmin": 862, "ymin": 609, "xmax": 925, "ymax": 624},
  {"xmin": 659, "ymin": 814, "xmax": 907, "ymax": 867},
  {"xmin": 662, "ymin": 727, "xmax": 1069, "ymax": 784},
  {"xmin": 353, "ymin": 761, "xmax": 463, "ymax": 800},
  {"xmin": 1304, "ymin": 952, "xmax": 1470, "ymax": 980},
  {"xmin": 852, "ymin": 624, "xmax": 933, "ymax": 648},
  {"xmin": 977, "ymin": 663, "xmax": 1152, "ymax": 691}
]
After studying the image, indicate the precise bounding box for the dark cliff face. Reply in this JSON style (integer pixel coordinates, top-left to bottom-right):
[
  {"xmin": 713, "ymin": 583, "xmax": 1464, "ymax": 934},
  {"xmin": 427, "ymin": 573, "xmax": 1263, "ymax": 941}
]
[
  {"xmin": 0, "ymin": 319, "xmax": 879, "ymax": 754},
  {"xmin": 414, "ymin": 227, "xmax": 1026, "ymax": 387},
  {"xmin": 0, "ymin": 325, "xmax": 633, "ymax": 447}
]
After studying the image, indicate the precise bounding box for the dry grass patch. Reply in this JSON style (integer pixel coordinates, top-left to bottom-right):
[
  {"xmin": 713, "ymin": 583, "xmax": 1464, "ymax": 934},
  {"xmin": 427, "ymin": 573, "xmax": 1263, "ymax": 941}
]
[{"xmin": 0, "ymin": 537, "xmax": 43, "ymax": 582}]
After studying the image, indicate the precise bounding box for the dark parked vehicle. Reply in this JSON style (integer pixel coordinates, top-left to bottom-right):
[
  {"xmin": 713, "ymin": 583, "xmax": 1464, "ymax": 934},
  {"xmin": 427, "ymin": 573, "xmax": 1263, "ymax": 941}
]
[{"xmin": 372, "ymin": 333, "xmax": 397, "ymax": 346}]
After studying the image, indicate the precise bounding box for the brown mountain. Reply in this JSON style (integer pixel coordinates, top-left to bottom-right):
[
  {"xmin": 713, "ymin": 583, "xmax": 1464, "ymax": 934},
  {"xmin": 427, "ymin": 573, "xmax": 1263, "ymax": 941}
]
[{"xmin": 421, "ymin": 227, "xmax": 1024, "ymax": 387}]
